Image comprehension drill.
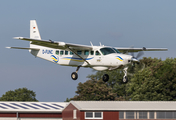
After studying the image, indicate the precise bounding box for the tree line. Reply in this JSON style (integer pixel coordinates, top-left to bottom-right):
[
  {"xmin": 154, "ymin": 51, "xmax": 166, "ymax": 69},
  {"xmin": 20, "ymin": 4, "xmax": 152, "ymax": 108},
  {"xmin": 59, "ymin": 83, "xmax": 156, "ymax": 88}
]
[
  {"xmin": 1, "ymin": 57, "xmax": 176, "ymax": 102},
  {"xmin": 66, "ymin": 57, "xmax": 176, "ymax": 101}
]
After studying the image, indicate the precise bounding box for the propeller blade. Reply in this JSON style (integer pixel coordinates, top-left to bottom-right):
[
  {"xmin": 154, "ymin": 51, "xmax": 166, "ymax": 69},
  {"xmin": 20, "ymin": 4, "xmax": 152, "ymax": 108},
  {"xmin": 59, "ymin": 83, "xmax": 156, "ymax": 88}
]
[{"xmin": 136, "ymin": 51, "xmax": 144, "ymax": 59}]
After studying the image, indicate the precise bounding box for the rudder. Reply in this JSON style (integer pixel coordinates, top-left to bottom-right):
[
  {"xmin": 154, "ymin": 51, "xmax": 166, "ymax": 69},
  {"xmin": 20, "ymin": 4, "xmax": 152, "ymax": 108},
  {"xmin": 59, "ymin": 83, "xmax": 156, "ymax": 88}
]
[
  {"xmin": 30, "ymin": 20, "xmax": 41, "ymax": 40},
  {"xmin": 29, "ymin": 20, "xmax": 41, "ymax": 56}
]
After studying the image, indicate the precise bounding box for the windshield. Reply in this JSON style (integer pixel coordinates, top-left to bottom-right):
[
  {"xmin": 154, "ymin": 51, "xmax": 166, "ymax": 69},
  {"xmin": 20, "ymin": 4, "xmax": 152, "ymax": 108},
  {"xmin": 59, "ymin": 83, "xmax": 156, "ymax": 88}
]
[
  {"xmin": 100, "ymin": 47, "xmax": 116, "ymax": 55},
  {"xmin": 112, "ymin": 48, "xmax": 121, "ymax": 53}
]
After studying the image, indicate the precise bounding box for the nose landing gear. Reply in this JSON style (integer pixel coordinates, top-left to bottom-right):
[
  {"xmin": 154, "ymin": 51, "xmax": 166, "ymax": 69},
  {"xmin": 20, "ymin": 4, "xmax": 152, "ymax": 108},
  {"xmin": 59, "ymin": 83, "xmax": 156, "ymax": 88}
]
[{"xmin": 122, "ymin": 67, "xmax": 128, "ymax": 83}]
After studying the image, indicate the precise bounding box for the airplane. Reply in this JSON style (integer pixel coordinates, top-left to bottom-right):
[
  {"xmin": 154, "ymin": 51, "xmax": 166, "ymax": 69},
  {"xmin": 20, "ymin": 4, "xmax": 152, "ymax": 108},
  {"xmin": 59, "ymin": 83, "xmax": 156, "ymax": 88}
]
[{"xmin": 7, "ymin": 20, "xmax": 168, "ymax": 83}]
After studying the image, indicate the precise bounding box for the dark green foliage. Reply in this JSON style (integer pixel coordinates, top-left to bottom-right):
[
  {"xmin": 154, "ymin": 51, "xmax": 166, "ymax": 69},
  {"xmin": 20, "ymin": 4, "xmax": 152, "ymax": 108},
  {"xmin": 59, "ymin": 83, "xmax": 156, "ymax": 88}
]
[
  {"xmin": 87, "ymin": 70, "xmax": 129, "ymax": 100},
  {"xmin": 65, "ymin": 98, "xmax": 71, "ymax": 102},
  {"xmin": 70, "ymin": 79, "xmax": 117, "ymax": 101},
  {"xmin": 67, "ymin": 57, "xmax": 176, "ymax": 101},
  {"xmin": 127, "ymin": 58, "xmax": 176, "ymax": 101},
  {"xmin": 0, "ymin": 88, "xmax": 38, "ymax": 101}
]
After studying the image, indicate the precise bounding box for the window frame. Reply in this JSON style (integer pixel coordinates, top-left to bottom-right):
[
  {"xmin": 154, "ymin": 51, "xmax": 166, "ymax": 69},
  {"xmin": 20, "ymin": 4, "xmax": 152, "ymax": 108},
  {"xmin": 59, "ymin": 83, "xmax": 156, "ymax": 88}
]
[
  {"xmin": 139, "ymin": 111, "xmax": 147, "ymax": 119},
  {"xmin": 84, "ymin": 50, "xmax": 89, "ymax": 55},
  {"xmin": 149, "ymin": 112, "xmax": 154, "ymax": 119},
  {"xmin": 95, "ymin": 51, "xmax": 101, "ymax": 56},
  {"xmin": 70, "ymin": 51, "xmax": 74, "ymax": 55},
  {"xmin": 126, "ymin": 111, "xmax": 135, "ymax": 119},
  {"xmin": 65, "ymin": 51, "xmax": 68, "ymax": 55},
  {"xmin": 77, "ymin": 50, "xmax": 82, "ymax": 55},
  {"xmin": 60, "ymin": 51, "xmax": 64, "ymax": 55},
  {"xmin": 85, "ymin": 112, "xmax": 103, "ymax": 119},
  {"xmin": 55, "ymin": 50, "xmax": 59, "ymax": 55},
  {"xmin": 90, "ymin": 51, "xmax": 94, "ymax": 55},
  {"xmin": 73, "ymin": 109, "xmax": 77, "ymax": 119},
  {"xmin": 119, "ymin": 111, "xmax": 124, "ymax": 119}
]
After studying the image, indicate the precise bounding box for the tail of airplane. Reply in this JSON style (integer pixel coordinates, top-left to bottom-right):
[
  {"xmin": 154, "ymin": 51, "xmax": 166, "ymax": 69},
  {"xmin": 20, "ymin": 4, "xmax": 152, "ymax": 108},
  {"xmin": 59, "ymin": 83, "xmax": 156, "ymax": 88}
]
[
  {"xmin": 30, "ymin": 20, "xmax": 41, "ymax": 56},
  {"xmin": 30, "ymin": 20, "xmax": 41, "ymax": 40}
]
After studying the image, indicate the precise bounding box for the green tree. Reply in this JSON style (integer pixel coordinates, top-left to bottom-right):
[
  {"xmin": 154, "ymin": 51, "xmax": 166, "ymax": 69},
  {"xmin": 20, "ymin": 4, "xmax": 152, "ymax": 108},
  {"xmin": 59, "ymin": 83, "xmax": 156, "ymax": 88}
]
[
  {"xmin": 87, "ymin": 70, "xmax": 128, "ymax": 99},
  {"xmin": 0, "ymin": 88, "xmax": 38, "ymax": 101},
  {"xmin": 85, "ymin": 58, "xmax": 147, "ymax": 100},
  {"xmin": 68, "ymin": 57, "xmax": 176, "ymax": 101},
  {"xmin": 65, "ymin": 98, "xmax": 71, "ymax": 102},
  {"xmin": 127, "ymin": 58, "xmax": 176, "ymax": 101},
  {"xmin": 70, "ymin": 79, "xmax": 118, "ymax": 101}
]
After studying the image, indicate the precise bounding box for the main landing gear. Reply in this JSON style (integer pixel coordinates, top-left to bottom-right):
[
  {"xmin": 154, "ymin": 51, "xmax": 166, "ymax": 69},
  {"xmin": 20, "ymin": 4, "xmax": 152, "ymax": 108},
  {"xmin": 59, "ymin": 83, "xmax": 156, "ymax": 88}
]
[
  {"xmin": 102, "ymin": 74, "xmax": 109, "ymax": 82},
  {"xmin": 71, "ymin": 66, "xmax": 128, "ymax": 83},
  {"xmin": 71, "ymin": 66, "xmax": 81, "ymax": 80}
]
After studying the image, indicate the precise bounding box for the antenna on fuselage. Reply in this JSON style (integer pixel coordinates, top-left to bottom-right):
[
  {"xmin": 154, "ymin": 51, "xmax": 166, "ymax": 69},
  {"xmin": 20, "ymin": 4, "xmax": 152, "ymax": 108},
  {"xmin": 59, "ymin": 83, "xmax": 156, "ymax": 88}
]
[
  {"xmin": 99, "ymin": 42, "xmax": 104, "ymax": 46},
  {"xmin": 90, "ymin": 41, "xmax": 93, "ymax": 46}
]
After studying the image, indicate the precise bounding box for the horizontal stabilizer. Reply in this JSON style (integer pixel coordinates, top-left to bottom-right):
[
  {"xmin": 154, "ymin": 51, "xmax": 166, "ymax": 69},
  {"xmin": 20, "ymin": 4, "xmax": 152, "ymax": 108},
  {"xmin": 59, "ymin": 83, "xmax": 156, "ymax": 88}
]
[{"xmin": 6, "ymin": 47, "xmax": 39, "ymax": 50}]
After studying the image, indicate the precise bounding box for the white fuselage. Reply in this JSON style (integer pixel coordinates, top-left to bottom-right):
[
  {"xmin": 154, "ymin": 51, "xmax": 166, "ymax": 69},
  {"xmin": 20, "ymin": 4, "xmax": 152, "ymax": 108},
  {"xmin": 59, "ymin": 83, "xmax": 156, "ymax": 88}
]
[{"xmin": 30, "ymin": 46, "xmax": 133, "ymax": 71}]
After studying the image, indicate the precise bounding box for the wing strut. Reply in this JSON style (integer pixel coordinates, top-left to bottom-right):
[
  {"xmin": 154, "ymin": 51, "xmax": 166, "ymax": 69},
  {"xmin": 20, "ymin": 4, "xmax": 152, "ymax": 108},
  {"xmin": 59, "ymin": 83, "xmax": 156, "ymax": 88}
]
[{"xmin": 67, "ymin": 47, "xmax": 90, "ymax": 65}]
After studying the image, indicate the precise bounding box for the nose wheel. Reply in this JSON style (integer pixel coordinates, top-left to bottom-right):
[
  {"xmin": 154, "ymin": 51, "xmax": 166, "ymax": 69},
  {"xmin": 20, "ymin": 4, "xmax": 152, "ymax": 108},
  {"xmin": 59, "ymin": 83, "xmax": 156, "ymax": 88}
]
[
  {"xmin": 123, "ymin": 76, "xmax": 128, "ymax": 83},
  {"xmin": 71, "ymin": 66, "xmax": 81, "ymax": 80}
]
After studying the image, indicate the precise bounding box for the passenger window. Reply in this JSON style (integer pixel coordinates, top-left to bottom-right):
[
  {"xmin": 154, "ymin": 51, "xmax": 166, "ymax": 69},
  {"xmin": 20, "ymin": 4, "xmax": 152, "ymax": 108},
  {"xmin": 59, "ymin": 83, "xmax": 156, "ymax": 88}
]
[
  {"xmin": 96, "ymin": 51, "xmax": 101, "ymax": 56},
  {"xmin": 91, "ymin": 51, "xmax": 94, "ymax": 55},
  {"xmin": 77, "ymin": 51, "xmax": 82, "ymax": 55},
  {"xmin": 84, "ymin": 50, "xmax": 89, "ymax": 55},
  {"xmin": 60, "ymin": 51, "xmax": 64, "ymax": 55},
  {"xmin": 56, "ymin": 50, "xmax": 59, "ymax": 55},
  {"xmin": 65, "ymin": 51, "xmax": 68, "ymax": 55},
  {"xmin": 70, "ymin": 51, "xmax": 74, "ymax": 55}
]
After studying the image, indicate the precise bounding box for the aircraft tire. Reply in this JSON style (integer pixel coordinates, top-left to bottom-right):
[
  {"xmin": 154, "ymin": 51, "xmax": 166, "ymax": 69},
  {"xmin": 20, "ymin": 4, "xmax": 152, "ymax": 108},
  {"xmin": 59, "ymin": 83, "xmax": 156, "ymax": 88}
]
[
  {"xmin": 123, "ymin": 76, "xmax": 128, "ymax": 83},
  {"xmin": 71, "ymin": 72, "xmax": 78, "ymax": 80},
  {"xmin": 102, "ymin": 74, "xmax": 109, "ymax": 82}
]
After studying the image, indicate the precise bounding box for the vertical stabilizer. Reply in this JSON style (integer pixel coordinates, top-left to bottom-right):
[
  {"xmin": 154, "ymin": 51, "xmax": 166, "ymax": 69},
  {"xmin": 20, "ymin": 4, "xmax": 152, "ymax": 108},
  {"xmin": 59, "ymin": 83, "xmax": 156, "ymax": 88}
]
[
  {"xmin": 30, "ymin": 20, "xmax": 41, "ymax": 40},
  {"xmin": 29, "ymin": 20, "xmax": 41, "ymax": 56}
]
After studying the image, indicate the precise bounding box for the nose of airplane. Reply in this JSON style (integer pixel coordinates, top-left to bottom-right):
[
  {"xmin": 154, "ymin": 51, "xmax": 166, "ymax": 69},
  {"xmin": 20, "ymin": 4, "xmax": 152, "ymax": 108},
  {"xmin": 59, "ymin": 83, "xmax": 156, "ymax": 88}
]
[
  {"xmin": 129, "ymin": 51, "xmax": 144, "ymax": 63},
  {"xmin": 131, "ymin": 57, "xmax": 139, "ymax": 62}
]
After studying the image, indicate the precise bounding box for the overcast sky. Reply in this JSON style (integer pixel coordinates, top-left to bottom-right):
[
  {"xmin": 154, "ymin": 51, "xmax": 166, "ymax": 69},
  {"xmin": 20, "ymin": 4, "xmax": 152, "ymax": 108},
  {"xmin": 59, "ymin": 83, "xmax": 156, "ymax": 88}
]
[{"xmin": 1, "ymin": 0, "xmax": 175, "ymax": 102}]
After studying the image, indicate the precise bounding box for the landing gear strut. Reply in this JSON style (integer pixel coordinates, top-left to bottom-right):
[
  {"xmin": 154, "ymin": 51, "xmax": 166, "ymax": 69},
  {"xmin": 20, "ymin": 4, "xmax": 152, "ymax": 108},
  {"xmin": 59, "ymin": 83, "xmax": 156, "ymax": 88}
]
[
  {"xmin": 102, "ymin": 74, "xmax": 109, "ymax": 82},
  {"xmin": 71, "ymin": 66, "xmax": 81, "ymax": 80},
  {"xmin": 123, "ymin": 67, "xmax": 128, "ymax": 83}
]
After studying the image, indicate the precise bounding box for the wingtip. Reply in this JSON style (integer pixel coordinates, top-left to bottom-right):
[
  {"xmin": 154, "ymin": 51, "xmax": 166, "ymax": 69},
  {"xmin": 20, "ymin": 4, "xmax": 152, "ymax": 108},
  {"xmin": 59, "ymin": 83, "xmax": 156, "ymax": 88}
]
[{"xmin": 13, "ymin": 37, "xmax": 24, "ymax": 39}]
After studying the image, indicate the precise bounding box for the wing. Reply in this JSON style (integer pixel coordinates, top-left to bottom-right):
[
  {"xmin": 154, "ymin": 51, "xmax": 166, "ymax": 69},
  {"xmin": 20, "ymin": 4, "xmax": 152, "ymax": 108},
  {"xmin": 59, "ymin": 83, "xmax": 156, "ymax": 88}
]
[
  {"xmin": 13, "ymin": 37, "xmax": 92, "ymax": 65},
  {"xmin": 14, "ymin": 37, "xmax": 92, "ymax": 50},
  {"xmin": 115, "ymin": 47, "xmax": 168, "ymax": 53},
  {"xmin": 6, "ymin": 47, "xmax": 39, "ymax": 50}
]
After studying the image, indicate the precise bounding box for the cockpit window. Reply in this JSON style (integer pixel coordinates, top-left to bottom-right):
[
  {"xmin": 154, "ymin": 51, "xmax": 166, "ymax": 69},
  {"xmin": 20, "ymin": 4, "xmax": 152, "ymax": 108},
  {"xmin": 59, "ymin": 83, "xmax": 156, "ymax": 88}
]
[
  {"xmin": 112, "ymin": 48, "xmax": 121, "ymax": 53},
  {"xmin": 100, "ymin": 47, "xmax": 116, "ymax": 55},
  {"xmin": 96, "ymin": 51, "xmax": 101, "ymax": 56}
]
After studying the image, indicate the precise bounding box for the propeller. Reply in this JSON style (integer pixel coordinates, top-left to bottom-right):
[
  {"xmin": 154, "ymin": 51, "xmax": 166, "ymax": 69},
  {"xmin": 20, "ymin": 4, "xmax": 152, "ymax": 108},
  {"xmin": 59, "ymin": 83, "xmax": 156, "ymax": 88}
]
[
  {"xmin": 129, "ymin": 46, "xmax": 144, "ymax": 63},
  {"xmin": 129, "ymin": 46, "xmax": 145, "ymax": 70},
  {"xmin": 131, "ymin": 51, "xmax": 144, "ymax": 63},
  {"xmin": 127, "ymin": 46, "xmax": 145, "ymax": 74}
]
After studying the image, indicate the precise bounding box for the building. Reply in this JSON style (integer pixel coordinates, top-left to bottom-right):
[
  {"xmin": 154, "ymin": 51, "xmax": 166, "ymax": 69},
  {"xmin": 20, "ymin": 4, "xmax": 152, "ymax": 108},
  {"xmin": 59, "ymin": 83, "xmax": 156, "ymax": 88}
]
[
  {"xmin": 0, "ymin": 102, "xmax": 68, "ymax": 120},
  {"xmin": 62, "ymin": 101, "xmax": 176, "ymax": 120},
  {"xmin": 0, "ymin": 101, "xmax": 176, "ymax": 120}
]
